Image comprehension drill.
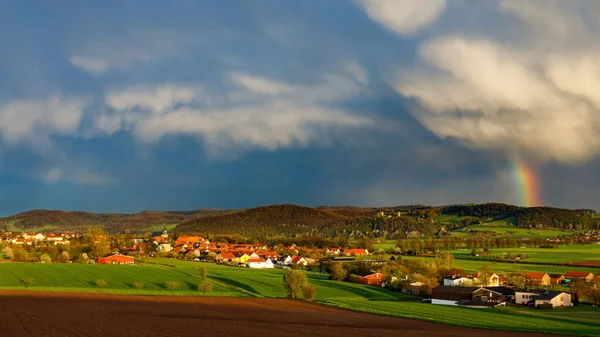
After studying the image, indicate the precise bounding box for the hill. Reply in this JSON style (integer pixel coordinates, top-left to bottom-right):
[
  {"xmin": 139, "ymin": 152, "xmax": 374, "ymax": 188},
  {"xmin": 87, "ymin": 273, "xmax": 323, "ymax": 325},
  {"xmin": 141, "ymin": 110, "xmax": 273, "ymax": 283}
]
[
  {"xmin": 176, "ymin": 204, "xmax": 352, "ymax": 236},
  {"xmin": 0, "ymin": 209, "xmax": 225, "ymax": 233}
]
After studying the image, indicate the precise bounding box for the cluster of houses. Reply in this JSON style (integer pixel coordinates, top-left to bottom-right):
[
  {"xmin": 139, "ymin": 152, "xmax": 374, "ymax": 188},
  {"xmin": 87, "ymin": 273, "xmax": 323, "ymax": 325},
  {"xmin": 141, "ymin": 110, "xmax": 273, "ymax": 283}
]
[
  {"xmin": 0, "ymin": 232, "xmax": 79, "ymax": 245},
  {"xmin": 150, "ymin": 230, "xmax": 371, "ymax": 269},
  {"xmin": 434, "ymin": 270, "xmax": 600, "ymax": 309}
]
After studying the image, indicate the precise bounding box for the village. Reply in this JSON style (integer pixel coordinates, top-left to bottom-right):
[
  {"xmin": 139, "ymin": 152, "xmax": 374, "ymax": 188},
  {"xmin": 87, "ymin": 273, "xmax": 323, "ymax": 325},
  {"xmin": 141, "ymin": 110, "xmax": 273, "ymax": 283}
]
[{"xmin": 2, "ymin": 228, "xmax": 599, "ymax": 311}]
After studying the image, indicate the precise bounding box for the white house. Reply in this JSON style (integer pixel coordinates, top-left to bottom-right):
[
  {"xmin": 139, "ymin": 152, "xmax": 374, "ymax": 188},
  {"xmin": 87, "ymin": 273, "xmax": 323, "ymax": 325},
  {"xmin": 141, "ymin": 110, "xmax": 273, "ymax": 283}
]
[
  {"xmin": 279, "ymin": 255, "xmax": 293, "ymax": 265},
  {"xmin": 472, "ymin": 272, "xmax": 502, "ymax": 287},
  {"xmin": 23, "ymin": 233, "xmax": 45, "ymax": 241},
  {"xmin": 247, "ymin": 258, "xmax": 274, "ymax": 269},
  {"xmin": 443, "ymin": 276, "xmax": 471, "ymax": 286},
  {"xmin": 249, "ymin": 252, "xmax": 260, "ymax": 259}
]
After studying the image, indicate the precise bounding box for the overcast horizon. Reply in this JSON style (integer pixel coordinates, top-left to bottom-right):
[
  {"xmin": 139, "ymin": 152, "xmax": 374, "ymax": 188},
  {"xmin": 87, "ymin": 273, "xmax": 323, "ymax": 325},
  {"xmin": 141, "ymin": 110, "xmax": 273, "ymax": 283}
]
[{"xmin": 1, "ymin": 0, "xmax": 600, "ymax": 216}]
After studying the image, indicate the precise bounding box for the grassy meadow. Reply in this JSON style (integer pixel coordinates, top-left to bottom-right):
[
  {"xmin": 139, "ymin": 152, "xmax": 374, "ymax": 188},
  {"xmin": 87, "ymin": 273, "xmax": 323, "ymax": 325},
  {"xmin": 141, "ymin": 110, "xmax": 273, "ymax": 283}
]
[{"xmin": 1, "ymin": 259, "xmax": 599, "ymax": 335}]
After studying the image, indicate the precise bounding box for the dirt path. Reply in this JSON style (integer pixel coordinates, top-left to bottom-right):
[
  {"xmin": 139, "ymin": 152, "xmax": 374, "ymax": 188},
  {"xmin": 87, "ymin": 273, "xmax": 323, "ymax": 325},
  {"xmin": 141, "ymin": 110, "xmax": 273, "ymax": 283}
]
[{"xmin": 0, "ymin": 291, "xmax": 557, "ymax": 337}]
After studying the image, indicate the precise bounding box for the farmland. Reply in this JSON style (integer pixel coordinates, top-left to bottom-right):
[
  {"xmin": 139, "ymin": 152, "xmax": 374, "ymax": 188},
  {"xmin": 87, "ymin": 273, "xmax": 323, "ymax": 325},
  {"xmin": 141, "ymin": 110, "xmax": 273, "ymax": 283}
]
[{"xmin": 1, "ymin": 260, "xmax": 599, "ymax": 335}]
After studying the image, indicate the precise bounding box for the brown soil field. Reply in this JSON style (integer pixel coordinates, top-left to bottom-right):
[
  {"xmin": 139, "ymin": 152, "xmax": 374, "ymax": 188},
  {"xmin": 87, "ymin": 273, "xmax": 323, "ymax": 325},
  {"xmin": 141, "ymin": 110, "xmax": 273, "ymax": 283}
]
[
  {"xmin": 0, "ymin": 291, "xmax": 557, "ymax": 337},
  {"xmin": 568, "ymin": 260, "xmax": 600, "ymax": 267}
]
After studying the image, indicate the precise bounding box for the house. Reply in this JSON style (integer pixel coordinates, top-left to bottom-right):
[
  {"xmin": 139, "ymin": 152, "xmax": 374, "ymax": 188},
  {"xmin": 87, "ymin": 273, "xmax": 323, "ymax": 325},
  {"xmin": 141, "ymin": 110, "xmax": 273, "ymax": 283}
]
[
  {"xmin": 355, "ymin": 272, "xmax": 386, "ymax": 287},
  {"xmin": 158, "ymin": 243, "xmax": 173, "ymax": 253},
  {"xmin": 515, "ymin": 289, "xmax": 571, "ymax": 307},
  {"xmin": 98, "ymin": 254, "xmax": 134, "ymax": 265},
  {"xmin": 175, "ymin": 236, "xmax": 203, "ymax": 246},
  {"xmin": 344, "ymin": 248, "xmax": 369, "ymax": 256},
  {"xmin": 431, "ymin": 285, "xmax": 479, "ymax": 306},
  {"xmin": 534, "ymin": 291, "xmax": 571, "ymax": 308},
  {"xmin": 443, "ymin": 276, "xmax": 471, "ymax": 286},
  {"xmin": 248, "ymin": 252, "xmax": 260, "ymax": 260},
  {"xmin": 472, "ymin": 287, "xmax": 515, "ymax": 305},
  {"xmin": 247, "ymin": 258, "xmax": 274, "ymax": 269},
  {"xmin": 23, "ymin": 233, "xmax": 46, "ymax": 241},
  {"xmin": 261, "ymin": 252, "xmax": 279, "ymax": 260},
  {"xmin": 565, "ymin": 271, "xmax": 594, "ymax": 282},
  {"xmin": 327, "ymin": 248, "xmax": 341, "ymax": 255},
  {"xmin": 548, "ymin": 274, "xmax": 566, "ymax": 284},
  {"xmin": 291, "ymin": 256, "xmax": 308, "ymax": 266},
  {"xmin": 472, "ymin": 272, "xmax": 502, "ymax": 286},
  {"xmin": 215, "ymin": 252, "xmax": 238, "ymax": 264},
  {"xmin": 523, "ymin": 272, "xmax": 551, "ymax": 286},
  {"xmin": 279, "ymin": 255, "xmax": 293, "ymax": 266},
  {"xmin": 238, "ymin": 254, "xmax": 250, "ymax": 264}
]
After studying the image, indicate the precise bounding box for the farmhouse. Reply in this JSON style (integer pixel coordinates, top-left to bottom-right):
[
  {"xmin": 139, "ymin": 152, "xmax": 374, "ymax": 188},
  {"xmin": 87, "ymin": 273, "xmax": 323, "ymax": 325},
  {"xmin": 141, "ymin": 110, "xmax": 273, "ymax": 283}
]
[
  {"xmin": 355, "ymin": 272, "xmax": 385, "ymax": 287},
  {"xmin": 515, "ymin": 289, "xmax": 571, "ymax": 308},
  {"xmin": 443, "ymin": 276, "xmax": 470, "ymax": 286},
  {"xmin": 291, "ymin": 256, "xmax": 308, "ymax": 266},
  {"xmin": 523, "ymin": 272, "xmax": 551, "ymax": 286},
  {"xmin": 247, "ymin": 258, "xmax": 274, "ymax": 269},
  {"xmin": 344, "ymin": 248, "xmax": 369, "ymax": 256},
  {"xmin": 215, "ymin": 252, "xmax": 238, "ymax": 264},
  {"xmin": 279, "ymin": 255, "xmax": 293, "ymax": 266},
  {"xmin": 98, "ymin": 254, "xmax": 134, "ymax": 265},
  {"xmin": 238, "ymin": 254, "xmax": 250, "ymax": 264},
  {"xmin": 548, "ymin": 274, "xmax": 566, "ymax": 284},
  {"xmin": 472, "ymin": 287, "xmax": 515, "ymax": 305},
  {"xmin": 472, "ymin": 272, "xmax": 502, "ymax": 286},
  {"xmin": 565, "ymin": 271, "xmax": 594, "ymax": 282}
]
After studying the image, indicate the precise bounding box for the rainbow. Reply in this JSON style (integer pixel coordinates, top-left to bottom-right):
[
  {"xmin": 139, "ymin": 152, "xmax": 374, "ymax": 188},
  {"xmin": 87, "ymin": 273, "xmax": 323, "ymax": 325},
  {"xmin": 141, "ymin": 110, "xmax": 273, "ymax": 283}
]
[{"xmin": 510, "ymin": 156, "xmax": 542, "ymax": 207}]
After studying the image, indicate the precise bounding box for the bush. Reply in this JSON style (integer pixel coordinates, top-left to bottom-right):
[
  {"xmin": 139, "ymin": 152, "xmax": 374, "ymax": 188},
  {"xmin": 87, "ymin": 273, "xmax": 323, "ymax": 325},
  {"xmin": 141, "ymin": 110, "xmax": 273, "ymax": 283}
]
[
  {"xmin": 283, "ymin": 269, "xmax": 308, "ymax": 299},
  {"xmin": 57, "ymin": 251, "xmax": 70, "ymax": 263},
  {"xmin": 329, "ymin": 263, "xmax": 348, "ymax": 281},
  {"xmin": 133, "ymin": 281, "xmax": 144, "ymax": 289},
  {"xmin": 302, "ymin": 285, "xmax": 316, "ymax": 301},
  {"xmin": 22, "ymin": 278, "xmax": 35, "ymax": 288},
  {"xmin": 79, "ymin": 253, "xmax": 89, "ymax": 264},
  {"xmin": 95, "ymin": 279, "xmax": 107, "ymax": 288},
  {"xmin": 199, "ymin": 266, "xmax": 207, "ymax": 279},
  {"xmin": 166, "ymin": 280, "xmax": 181, "ymax": 291},
  {"xmin": 40, "ymin": 253, "xmax": 52, "ymax": 264},
  {"xmin": 198, "ymin": 281, "xmax": 213, "ymax": 294}
]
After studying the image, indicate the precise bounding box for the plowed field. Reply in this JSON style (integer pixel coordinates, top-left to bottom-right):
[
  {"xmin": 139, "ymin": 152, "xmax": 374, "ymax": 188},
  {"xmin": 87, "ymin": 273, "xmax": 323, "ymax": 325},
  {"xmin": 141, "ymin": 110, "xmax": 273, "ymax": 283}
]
[{"xmin": 0, "ymin": 291, "xmax": 557, "ymax": 337}]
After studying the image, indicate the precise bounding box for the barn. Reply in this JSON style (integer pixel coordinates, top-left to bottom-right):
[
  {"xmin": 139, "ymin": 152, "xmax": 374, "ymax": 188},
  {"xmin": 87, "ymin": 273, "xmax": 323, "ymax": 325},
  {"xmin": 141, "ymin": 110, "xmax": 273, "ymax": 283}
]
[{"xmin": 98, "ymin": 254, "xmax": 135, "ymax": 265}]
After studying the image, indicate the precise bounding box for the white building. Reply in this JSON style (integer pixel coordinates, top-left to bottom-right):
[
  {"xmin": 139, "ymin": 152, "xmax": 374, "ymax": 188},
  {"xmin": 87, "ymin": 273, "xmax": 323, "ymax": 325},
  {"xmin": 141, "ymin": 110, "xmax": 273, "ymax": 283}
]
[
  {"xmin": 247, "ymin": 258, "xmax": 274, "ymax": 269},
  {"xmin": 443, "ymin": 276, "xmax": 471, "ymax": 286}
]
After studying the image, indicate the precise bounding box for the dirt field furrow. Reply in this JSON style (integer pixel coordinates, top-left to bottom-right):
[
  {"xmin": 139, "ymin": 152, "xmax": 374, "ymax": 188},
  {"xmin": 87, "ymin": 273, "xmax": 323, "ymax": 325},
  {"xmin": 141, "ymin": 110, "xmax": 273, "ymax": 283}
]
[{"xmin": 0, "ymin": 291, "xmax": 558, "ymax": 337}]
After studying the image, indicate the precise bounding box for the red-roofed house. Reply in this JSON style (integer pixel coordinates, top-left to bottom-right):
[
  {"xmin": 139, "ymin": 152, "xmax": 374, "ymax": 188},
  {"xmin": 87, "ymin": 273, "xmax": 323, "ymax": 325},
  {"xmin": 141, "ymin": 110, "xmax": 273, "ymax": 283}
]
[
  {"xmin": 291, "ymin": 256, "xmax": 308, "ymax": 266},
  {"xmin": 344, "ymin": 249, "xmax": 369, "ymax": 256},
  {"xmin": 356, "ymin": 272, "xmax": 385, "ymax": 287},
  {"xmin": 523, "ymin": 272, "xmax": 551, "ymax": 286},
  {"xmin": 565, "ymin": 271, "xmax": 594, "ymax": 282},
  {"xmin": 215, "ymin": 252, "xmax": 238, "ymax": 264},
  {"xmin": 247, "ymin": 258, "xmax": 274, "ymax": 269},
  {"xmin": 98, "ymin": 254, "xmax": 134, "ymax": 265}
]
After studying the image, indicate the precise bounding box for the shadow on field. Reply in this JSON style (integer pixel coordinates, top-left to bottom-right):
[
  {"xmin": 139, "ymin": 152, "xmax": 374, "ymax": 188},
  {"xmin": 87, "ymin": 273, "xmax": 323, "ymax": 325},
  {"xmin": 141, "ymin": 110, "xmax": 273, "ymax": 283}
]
[
  {"xmin": 210, "ymin": 276, "xmax": 258, "ymax": 296},
  {"xmin": 313, "ymin": 280, "xmax": 407, "ymax": 301}
]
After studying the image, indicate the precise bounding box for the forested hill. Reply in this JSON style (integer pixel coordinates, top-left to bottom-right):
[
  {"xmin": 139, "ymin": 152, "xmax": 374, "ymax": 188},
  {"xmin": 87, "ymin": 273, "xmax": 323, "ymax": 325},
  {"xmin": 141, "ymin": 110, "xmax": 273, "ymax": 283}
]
[
  {"xmin": 0, "ymin": 209, "xmax": 225, "ymax": 233},
  {"xmin": 2, "ymin": 203, "xmax": 598, "ymax": 237}
]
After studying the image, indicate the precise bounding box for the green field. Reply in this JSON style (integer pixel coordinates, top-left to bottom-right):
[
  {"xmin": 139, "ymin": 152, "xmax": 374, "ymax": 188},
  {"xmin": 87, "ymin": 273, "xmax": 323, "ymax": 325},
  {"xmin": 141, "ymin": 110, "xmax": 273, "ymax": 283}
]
[
  {"xmin": 1, "ymin": 259, "xmax": 599, "ymax": 335},
  {"xmin": 450, "ymin": 216, "xmax": 575, "ymax": 238},
  {"xmin": 448, "ymin": 245, "xmax": 600, "ymax": 265},
  {"xmin": 401, "ymin": 255, "xmax": 599, "ymax": 275},
  {"xmin": 142, "ymin": 223, "xmax": 178, "ymax": 232}
]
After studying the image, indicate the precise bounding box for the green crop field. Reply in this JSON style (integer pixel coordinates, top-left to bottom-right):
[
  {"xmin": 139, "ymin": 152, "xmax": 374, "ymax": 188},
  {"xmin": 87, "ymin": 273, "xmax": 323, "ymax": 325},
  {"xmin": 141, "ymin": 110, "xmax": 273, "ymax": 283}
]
[
  {"xmin": 374, "ymin": 243, "xmax": 395, "ymax": 251},
  {"xmin": 448, "ymin": 245, "xmax": 600, "ymax": 265},
  {"xmin": 1, "ymin": 259, "xmax": 599, "ymax": 335},
  {"xmin": 142, "ymin": 223, "xmax": 178, "ymax": 232},
  {"xmin": 401, "ymin": 255, "xmax": 600, "ymax": 275},
  {"xmin": 450, "ymin": 216, "xmax": 575, "ymax": 238}
]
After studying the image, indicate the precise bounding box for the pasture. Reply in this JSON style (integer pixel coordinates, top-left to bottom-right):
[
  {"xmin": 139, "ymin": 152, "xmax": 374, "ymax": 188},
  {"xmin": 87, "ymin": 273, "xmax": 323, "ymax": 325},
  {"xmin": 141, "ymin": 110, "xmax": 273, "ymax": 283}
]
[
  {"xmin": 1, "ymin": 259, "xmax": 599, "ymax": 335},
  {"xmin": 448, "ymin": 245, "xmax": 600, "ymax": 265}
]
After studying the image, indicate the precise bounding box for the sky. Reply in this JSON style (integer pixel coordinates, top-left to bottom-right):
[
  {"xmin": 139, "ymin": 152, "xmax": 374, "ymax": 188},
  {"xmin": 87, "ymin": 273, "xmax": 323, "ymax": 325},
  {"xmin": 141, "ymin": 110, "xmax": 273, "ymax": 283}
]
[{"xmin": 1, "ymin": 0, "xmax": 600, "ymax": 215}]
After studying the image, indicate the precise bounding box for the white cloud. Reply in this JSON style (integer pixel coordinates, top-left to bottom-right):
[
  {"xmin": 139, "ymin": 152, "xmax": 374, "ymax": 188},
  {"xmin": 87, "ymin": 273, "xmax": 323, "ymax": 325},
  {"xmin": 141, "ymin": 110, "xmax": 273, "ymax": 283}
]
[
  {"xmin": 0, "ymin": 96, "xmax": 88, "ymax": 148},
  {"xmin": 357, "ymin": 0, "xmax": 447, "ymax": 35},
  {"xmin": 94, "ymin": 67, "xmax": 377, "ymax": 157},
  {"xmin": 385, "ymin": 1, "xmax": 600, "ymax": 164}
]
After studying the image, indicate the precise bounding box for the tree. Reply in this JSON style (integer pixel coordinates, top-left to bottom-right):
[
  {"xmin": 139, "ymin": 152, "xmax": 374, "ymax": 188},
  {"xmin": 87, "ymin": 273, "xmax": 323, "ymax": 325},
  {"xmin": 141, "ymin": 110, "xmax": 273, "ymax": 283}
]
[
  {"xmin": 12, "ymin": 245, "xmax": 28, "ymax": 262},
  {"xmin": 329, "ymin": 263, "xmax": 348, "ymax": 281},
  {"xmin": 84, "ymin": 227, "xmax": 111, "ymax": 260},
  {"xmin": 581, "ymin": 280, "xmax": 600, "ymax": 309},
  {"xmin": 57, "ymin": 251, "xmax": 70, "ymax": 263},
  {"xmin": 22, "ymin": 278, "xmax": 35, "ymax": 288},
  {"xmin": 475, "ymin": 264, "xmax": 493, "ymax": 286},
  {"xmin": 505, "ymin": 273, "xmax": 526, "ymax": 288},
  {"xmin": 166, "ymin": 281, "xmax": 181, "ymax": 292},
  {"xmin": 133, "ymin": 281, "xmax": 144, "ymax": 289},
  {"xmin": 79, "ymin": 253, "xmax": 89, "ymax": 264},
  {"xmin": 199, "ymin": 266, "xmax": 208, "ymax": 279},
  {"xmin": 198, "ymin": 281, "xmax": 213, "ymax": 294},
  {"xmin": 3, "ymin": 246, "xmax": 13, "ymax": 259},
  {"xmin": 283, "ymin": 269, "xmax": 308, "ymax": 299},
  {"xmin": 302, "ymin": 285, "xmax": 316, "ymax": 301},
  {"xmin": 95, "ymin": 279, "xmax": 107, "ymax": 288},
  {"xmin": 40, "ymin": 253, "xmax": 52, "ymax": 264}
]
